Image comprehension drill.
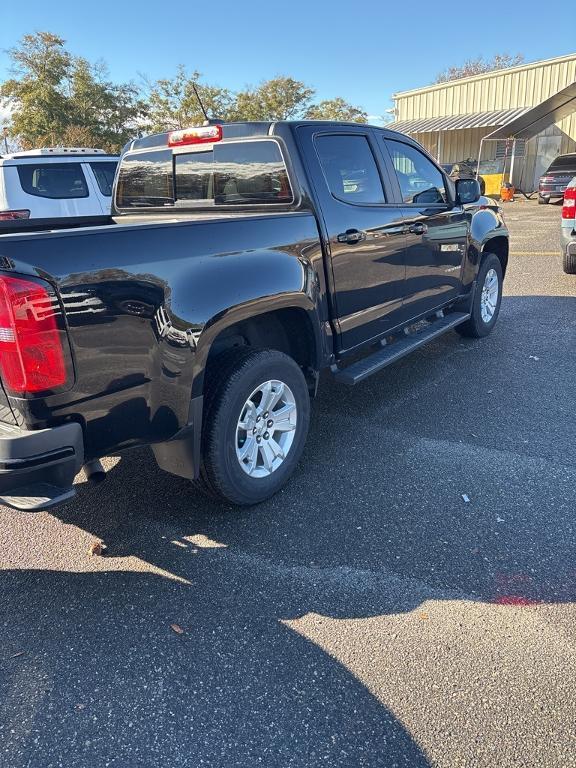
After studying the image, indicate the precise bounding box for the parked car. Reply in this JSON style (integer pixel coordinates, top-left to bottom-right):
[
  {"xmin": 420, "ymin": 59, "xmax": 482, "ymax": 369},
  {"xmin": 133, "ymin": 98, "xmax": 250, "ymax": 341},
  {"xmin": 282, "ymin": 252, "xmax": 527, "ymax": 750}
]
[
  {"xmin": 560, "ymin": 177, "xmax": 576, "ymax": 273},
  {"xmin": 441, "ymin": 160, "xmax": 486, "ymax": 195},
  {"xmin": 538, "ymin": 153, "xmax": 576, "ymax": 204},
  {"xmin": 0, "ymin": 120, "xmax": 508, "ymax": 510},
  {"xmin": 0, "ymin": 147, "xmax": 118, "ymax": 221}
]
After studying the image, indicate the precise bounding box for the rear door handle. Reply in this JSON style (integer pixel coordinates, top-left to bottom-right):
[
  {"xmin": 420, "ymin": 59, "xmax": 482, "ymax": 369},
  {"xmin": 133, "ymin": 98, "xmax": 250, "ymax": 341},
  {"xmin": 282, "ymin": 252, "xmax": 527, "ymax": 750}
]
[
  {"xmin": 407, "ymin": 222, "xmax": 428, "ymax": 235},
  {"xmin": 337, "ymin": 228, "xmax": 366, "ymax": 245}
]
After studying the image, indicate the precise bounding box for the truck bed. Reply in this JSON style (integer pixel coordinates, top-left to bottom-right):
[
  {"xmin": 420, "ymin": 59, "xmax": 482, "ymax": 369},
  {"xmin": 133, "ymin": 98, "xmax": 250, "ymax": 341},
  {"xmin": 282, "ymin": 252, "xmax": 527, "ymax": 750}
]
[{"xmin": 0, "ymin": 209, "xmax": 323, "ymax": 459}]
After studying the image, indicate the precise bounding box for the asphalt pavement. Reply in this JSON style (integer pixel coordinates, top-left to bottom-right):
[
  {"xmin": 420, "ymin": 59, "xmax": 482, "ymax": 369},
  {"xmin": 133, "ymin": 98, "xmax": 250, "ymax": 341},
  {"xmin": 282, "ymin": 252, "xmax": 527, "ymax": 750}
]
[{"xmin": 1, "ymin": 198, "xmax": 575, "ymax": 768}]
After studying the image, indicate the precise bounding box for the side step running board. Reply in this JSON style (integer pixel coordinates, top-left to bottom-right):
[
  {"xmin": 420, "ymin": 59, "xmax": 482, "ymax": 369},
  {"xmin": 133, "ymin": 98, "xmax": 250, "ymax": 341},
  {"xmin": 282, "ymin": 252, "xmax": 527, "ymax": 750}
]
[{"xmin": 334, "ymin": 312, "xmax": 470, "ymax": 385}]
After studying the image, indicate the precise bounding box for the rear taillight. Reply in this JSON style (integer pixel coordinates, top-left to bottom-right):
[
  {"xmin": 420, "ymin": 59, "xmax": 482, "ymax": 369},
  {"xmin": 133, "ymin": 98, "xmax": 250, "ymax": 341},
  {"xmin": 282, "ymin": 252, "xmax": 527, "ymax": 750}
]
[
  {"xmin": 0, "ymin": 210, "xmax": 30, "ymax": 221},
  {"xmin": 562, "ymin": 187, "xmax": 576, "ymax": 219},
  {"xmin": 0, "ymin": 275, "xmax": 69, "ymax": 395}
]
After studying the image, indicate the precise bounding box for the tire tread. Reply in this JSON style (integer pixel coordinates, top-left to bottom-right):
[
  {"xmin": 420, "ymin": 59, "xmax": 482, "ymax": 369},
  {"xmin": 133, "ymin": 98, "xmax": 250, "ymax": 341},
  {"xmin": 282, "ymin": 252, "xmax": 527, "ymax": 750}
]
[
  {"xmin": 196, "ymin": 347, "xmax": 309, "ymax": 505},
  {"xmin": 563, "ymin": 250, "xmax": 576, "ymax": 274}
]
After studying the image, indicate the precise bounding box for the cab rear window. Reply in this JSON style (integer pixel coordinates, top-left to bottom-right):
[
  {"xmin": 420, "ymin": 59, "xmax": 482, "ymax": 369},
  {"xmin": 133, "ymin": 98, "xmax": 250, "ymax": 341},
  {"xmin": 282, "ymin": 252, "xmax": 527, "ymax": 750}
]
[
  {"xmin": 17, "ymin": 163, "xmax": 89, "ymax": 199},
  {"xmin": 115, "ymin": 150, "xmax": 174, "ymax": 208},
  {"xmin": 115, "ymin": 140, "xmax": 292, "ymax": 209},
  {"xmin": 175, "ymin": 141, "xmax": 292, "ymax": 205}
]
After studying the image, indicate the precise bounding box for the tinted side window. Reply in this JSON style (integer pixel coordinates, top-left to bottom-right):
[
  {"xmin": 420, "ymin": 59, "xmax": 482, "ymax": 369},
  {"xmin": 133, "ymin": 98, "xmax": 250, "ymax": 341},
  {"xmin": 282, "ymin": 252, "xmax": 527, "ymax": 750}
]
[
  {"xmin": 90, "ymin": 161, "xmax": 118, "ymax": 196},
  {"xmin": 17, "ymin": 163, "xmax": 89, "ymax": 199},
  {"xmin": 385, "ymin": 140, "xmax": 447, "ymax": 205},
  {"xmin": 175, "ymin": 140, "xmax": 292, "ymax": 205},
  {"xmin": 315, "ymin": 134, "xmax": 385, "ymax": 204},
  {"xmin": 116, "ymin": 150, "xmax": 174, "ymax": 208}
]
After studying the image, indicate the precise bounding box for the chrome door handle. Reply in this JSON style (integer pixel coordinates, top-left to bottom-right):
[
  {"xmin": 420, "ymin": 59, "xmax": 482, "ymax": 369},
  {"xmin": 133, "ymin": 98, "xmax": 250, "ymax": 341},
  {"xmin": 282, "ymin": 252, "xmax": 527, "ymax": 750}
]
[
  {"xmin": 408, "ymin": 222, "xmax": 428, "ymax": 235},
  {"xmin": 337, "ymin": 229, "xmax": 366, "ymax": 245}
]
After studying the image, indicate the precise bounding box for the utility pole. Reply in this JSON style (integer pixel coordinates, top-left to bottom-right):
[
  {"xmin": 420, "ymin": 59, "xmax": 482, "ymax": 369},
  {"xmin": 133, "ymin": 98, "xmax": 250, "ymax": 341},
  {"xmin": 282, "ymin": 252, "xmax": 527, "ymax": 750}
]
[{"xmin": 2, "ymin": 127, "xmax": 8, "ymax": 155}]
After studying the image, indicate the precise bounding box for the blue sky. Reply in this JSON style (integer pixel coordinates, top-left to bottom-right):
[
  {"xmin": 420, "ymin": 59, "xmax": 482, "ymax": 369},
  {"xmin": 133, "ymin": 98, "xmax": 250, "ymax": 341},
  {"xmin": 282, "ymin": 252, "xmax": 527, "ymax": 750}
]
[{"xmin": 1, "ymin": 0, "xmax": 574, "ymax": 121}]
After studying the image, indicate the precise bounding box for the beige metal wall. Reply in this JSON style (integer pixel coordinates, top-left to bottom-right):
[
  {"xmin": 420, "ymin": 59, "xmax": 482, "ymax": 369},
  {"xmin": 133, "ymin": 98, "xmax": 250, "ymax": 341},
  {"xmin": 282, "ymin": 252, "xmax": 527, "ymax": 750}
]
[
  {"xmin": 394, "ymin": 54, "xmax": 576, "ymax": 123},
  {"xmin": 394, "ymin": 54, "xmax": 576, "ymax": 189},
  {"xmin": 411, "ymin": 128, "xmax": 496, "ymax": 163}
]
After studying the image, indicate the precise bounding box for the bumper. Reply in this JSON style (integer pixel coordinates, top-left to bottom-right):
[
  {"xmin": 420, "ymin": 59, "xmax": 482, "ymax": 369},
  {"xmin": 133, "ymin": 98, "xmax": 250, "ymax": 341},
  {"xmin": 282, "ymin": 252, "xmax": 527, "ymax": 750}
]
[
  {"xmin": 0, "ymin": 422, "xmax": 84, "ymax": 511},
  {"xmin": 539, "ymin": 191, "xmax": 564, "ymax": 200}
]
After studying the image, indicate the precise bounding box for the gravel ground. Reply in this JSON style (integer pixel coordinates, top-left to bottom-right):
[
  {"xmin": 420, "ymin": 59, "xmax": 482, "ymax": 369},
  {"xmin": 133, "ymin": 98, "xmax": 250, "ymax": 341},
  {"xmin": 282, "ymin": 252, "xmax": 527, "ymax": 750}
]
[{"xmin": 0, "ymin": 198, "xmax": 575, "ymax": 768}]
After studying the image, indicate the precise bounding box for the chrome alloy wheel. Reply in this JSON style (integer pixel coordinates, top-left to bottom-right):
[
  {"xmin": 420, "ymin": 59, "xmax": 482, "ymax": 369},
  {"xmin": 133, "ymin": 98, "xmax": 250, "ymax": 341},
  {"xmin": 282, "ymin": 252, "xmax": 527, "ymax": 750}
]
[
  {"xmin": 235, "ymin": 380, "xmax": 298, "ymax": 478},
  {"xmin": 480, "ymin": 267, "xmax": 499, "ymax": 323}
]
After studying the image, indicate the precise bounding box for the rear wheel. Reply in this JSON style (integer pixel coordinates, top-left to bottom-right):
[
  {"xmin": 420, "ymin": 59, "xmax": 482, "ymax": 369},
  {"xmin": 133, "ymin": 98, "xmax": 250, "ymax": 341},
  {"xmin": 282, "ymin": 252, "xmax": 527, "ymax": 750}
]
[
  {"xmin": 538, "ymin": 195, "xmax": 549, "ymax": 205},
  {"xmin": 456, "ymin": 253, "xmax": 503, "ymax": 338},
  {"xmin": 198, "ymin": 348, "xmax": 310, "ymax": 505},
  {"xmin": 563, "ymin": 249, "xmax": 576, "ymax": 274}
]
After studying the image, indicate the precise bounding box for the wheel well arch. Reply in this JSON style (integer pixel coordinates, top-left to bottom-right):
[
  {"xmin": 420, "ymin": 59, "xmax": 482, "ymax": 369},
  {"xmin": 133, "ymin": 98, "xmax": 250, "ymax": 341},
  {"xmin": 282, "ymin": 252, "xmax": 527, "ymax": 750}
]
[
  {"xmin": 195, "ymin": 305, "xmax": 321, "ymax": 398},
  {"xmin": 484, "ymin": 236, "xmax": 508, "ymax": 277}
]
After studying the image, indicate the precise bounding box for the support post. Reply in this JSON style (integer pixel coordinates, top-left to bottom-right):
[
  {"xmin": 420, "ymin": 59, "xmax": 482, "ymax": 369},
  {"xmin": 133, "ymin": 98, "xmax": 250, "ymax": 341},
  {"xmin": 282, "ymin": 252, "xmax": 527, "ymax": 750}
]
[
  {"xmin": 437, "ymin": 131, "xmax": 444, "ymax": 163},
  {"xmin": 508, "ymin": 139, "xmax": 516, "ymax": 186},
  {"xmin": 476, "ymin": 137, "xmax": 486, "ymax": 179}
]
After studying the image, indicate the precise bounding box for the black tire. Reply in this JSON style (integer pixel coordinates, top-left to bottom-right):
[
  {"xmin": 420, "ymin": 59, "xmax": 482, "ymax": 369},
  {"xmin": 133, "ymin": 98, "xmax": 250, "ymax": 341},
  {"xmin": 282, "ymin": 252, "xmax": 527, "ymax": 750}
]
[
  {"xmin": 456, "ymin": 253, "xmax": 503, "ymax": 338},
  {"xmin": 197, "ymin": 348, "xmax": 310, "ymax": 505},
  {"xmin": 538, "ymin": 195, "xmax": 549, "ymax": 205},
  {"xmin": 563, "ymin": 249, "xmax": 576, "ymax": 274}
]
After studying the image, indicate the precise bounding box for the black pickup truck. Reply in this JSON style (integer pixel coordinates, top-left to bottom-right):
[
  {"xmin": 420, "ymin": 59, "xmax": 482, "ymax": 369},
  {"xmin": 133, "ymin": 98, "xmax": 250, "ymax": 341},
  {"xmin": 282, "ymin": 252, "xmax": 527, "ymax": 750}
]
[{"xmin": 0, "ymin": 120, "xmax": 508, "ymax": 509}]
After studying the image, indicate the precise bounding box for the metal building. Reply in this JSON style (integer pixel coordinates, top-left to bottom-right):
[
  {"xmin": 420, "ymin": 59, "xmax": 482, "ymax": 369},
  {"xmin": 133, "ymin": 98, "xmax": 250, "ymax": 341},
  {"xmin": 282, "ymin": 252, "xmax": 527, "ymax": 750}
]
[{"xmin": 387, "ymin": 53, "xmax": 576, "ymax": 194}]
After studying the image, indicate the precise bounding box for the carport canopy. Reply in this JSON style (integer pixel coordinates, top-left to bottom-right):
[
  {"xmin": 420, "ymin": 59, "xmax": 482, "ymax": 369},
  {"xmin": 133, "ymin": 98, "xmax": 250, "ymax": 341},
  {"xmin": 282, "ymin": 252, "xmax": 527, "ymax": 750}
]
[
  {"xmin": 484, "ymin": 81, "xmax": 576, "ymax": 140},
  {"xmin": 387, "ymin": 108, "xmax": 531, "ymax": 135}
]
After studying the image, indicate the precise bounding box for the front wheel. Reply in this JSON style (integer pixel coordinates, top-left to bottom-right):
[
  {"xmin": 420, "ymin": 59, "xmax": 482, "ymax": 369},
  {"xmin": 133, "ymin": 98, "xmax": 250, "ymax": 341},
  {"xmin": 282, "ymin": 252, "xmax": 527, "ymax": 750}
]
[
  {"xmin": 456, "ymin": 253, "xmax": 503, "ymax": 338},
  {"xmin": 198, "ymin": 348, "xmax": 310, "ymax": 505}
]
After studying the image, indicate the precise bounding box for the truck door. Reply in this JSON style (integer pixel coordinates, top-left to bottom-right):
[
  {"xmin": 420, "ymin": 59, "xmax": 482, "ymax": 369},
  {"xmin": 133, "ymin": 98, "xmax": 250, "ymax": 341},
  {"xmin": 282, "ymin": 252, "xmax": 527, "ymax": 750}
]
[
  {"xmin": 297, "ymin": 125, "xmax": 406, "ymax": 353},
  {"xmin": 377, "ymin": 136, "xmax": 468, "ymax": 321}
]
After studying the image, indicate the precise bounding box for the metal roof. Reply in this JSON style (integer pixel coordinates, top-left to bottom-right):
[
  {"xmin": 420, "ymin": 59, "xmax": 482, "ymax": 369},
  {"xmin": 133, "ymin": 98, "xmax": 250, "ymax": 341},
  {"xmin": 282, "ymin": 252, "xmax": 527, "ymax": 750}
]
[
  {"xmin": 484, "ymin": 81, "xmax": 576, "ymax": 140},
  {"xmin": 386, "ymin": 108, "xmax": 531, "ymax": 135},
  {"xmin": 392, "ymin": 53, "xmax": 576, "ymax": 98}
]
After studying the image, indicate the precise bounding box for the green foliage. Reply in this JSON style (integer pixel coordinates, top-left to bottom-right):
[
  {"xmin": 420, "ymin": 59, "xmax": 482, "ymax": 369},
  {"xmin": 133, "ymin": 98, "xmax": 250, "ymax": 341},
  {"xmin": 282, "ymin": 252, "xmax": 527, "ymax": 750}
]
[
  {"xmin": 1, "ymin": 32, "xmax": 145, "ymax": 152},
  {"xmin": 1, "ymin": 32, "xmax": 72, "ymax": 147},
  {"xmin": 305, "ymin": 97, "xmax": 368, "ymax": 123},
  {"xmin": 144, "ymin": 66, "xmax": 235, "ymax": 132},
  {"xmin": 230, "ymin": 77, "xmax": 315, "ymax": 121},
  {"xmin": 435, "ymin": 53, "xmax": 525, "ymax": 83}
]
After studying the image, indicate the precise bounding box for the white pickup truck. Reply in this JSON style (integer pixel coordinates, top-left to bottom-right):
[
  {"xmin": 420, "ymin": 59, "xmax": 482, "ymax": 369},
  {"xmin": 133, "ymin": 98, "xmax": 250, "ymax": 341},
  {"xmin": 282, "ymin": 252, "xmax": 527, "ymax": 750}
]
[{"xmin": 0, "ymin": 147, "xmax": 118, "ymax": 221}]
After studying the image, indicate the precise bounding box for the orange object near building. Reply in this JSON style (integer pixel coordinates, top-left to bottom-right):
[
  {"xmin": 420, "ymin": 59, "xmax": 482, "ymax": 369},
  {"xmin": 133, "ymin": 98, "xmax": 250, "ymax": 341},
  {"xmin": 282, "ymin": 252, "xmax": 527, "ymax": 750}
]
[{"xmin": 500, "ymin": 183, "xmax": 515, "ymax": 202}]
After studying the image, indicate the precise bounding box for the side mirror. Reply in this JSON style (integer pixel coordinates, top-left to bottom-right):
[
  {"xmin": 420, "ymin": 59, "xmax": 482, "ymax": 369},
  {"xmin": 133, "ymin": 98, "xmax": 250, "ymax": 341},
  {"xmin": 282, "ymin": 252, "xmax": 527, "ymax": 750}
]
[{"xmin": 455, "ymin": 178, "xmax": 481, "ymax": 205}]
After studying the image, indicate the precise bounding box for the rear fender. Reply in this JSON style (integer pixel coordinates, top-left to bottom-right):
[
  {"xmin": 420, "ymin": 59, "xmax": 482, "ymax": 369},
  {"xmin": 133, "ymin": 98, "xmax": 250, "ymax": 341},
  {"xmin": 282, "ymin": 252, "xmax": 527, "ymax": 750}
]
[{"xmin": 191, "ymin": 291, "xmax": 323, "ymax": 400}]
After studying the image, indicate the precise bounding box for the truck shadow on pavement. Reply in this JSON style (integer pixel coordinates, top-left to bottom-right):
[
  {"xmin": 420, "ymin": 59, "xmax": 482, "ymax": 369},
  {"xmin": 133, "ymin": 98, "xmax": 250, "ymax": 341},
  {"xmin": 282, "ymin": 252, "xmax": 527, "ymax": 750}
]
[{"xmin": 2, "ymin": 295, "xmax": 576, "ymax": 767}]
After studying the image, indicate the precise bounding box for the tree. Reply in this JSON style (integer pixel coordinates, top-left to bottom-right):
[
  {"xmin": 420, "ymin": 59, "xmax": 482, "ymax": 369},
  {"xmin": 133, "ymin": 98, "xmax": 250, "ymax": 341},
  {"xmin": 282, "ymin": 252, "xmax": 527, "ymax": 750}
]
[
  {"xmin": 305, "ymin": 97, "xmax": 367, "ymax": 123},
  {"xmin": 67, "ymin": 58, "xmax": 145, "ymax": 150},
  {"xmin": 1, "ymin": 31, "xmax": 145, "ymax": 152},
  {"xmin": 1, "ymin": 32, "xmax": 72, "ymax": 148},
  {"xmin": 144, "ymin": 66, "xmax": 235, "ymax": 132},
  {"xmin": 146, "ymin": 73, "xmax": 316, "ymax": 128},
  {"xmin": 435, "ymin": 53, "xmax": 524, "ymax": 83},
  {"xmin": 231, "ymin": 77, "xmax": 315, "ymax": 121}
]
